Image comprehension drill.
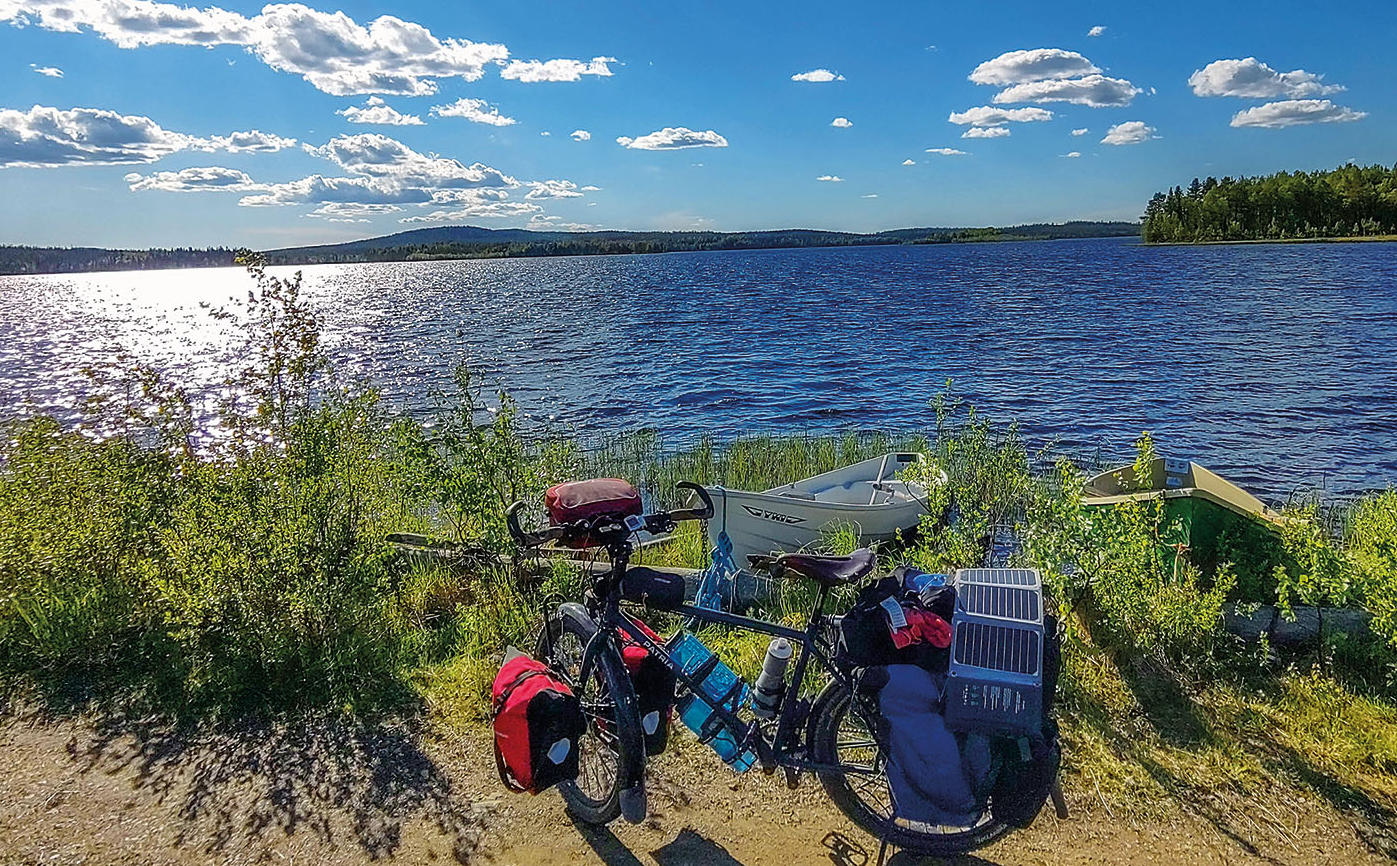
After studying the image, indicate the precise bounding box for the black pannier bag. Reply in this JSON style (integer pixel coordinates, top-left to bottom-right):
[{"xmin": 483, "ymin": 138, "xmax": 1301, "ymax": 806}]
[
  {"xmin": 492, "ymin": 652, "xmax": 585, "ymax": 794},
  {"xmin": 619, "ymin": 619, "xmax": 676, "ymax": 755},
  {"xmin": 990, "ymin": 719, "xmax": 1061, "ymax": 828},
  {"xmin": 836, "ymin": 575, "xmax": 952, "ymax": 674}
]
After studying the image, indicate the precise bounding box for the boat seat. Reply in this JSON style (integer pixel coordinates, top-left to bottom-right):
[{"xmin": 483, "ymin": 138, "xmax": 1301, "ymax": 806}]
[{"xmin": 765, "ymin": 548, "xmax": 876, "ymax": 588}]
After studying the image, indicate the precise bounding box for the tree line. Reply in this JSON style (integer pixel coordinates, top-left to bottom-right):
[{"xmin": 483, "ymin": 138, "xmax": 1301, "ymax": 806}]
[
  {"xmin": 1141, "ymin": 163, "xmax": 1397, "ymax": 244},
  {"xmin": 1, "ymin": 222, "xmax": 1141, "ymax": 276},
  {"xmin": 0, "ymin": 246, "xmax": 237, "ymax": 275}
]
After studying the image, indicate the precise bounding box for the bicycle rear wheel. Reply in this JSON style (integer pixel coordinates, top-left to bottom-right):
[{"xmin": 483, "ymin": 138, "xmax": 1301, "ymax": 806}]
[
  {"xmin": 536, "ymin": 608, "xmax": 644, "ymax": 826},
  {"xmin": 808, "ymin": 679, "xmax": 1010, "ymax": 857}
]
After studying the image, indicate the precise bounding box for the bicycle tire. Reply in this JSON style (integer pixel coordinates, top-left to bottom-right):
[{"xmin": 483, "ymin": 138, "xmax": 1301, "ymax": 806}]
[
  {"xmin": 536, "ymin": 605, "xmax": 645, "ymax": 826},
  {"xmin": 808, "ymin": 678, "xmax": 1012, "ymax": 857}
]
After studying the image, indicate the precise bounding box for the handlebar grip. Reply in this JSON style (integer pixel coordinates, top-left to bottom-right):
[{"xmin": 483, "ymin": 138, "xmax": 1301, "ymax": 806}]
[
  {"xmin": 506, "ymin": 500, "xmax": 529, "ymax": 546},
  {"xmin": 668, "ymin": 481, "xmax": 714, "ymax": 521}
]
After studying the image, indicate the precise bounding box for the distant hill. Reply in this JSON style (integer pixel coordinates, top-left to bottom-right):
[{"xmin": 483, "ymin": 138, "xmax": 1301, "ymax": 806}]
[
  {"xmin": 0, "ymin": 221, "xmax": 1139, "ymax": 276},
  {"xmin": 264, "ymin": 220, "xmax": 1140, "ymax": 265}
]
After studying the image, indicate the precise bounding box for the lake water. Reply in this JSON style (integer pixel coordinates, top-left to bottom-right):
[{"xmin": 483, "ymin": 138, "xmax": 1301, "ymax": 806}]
[{"xmin": 3, "ymin": 237, "xmax": 1396, "ymax": 498}]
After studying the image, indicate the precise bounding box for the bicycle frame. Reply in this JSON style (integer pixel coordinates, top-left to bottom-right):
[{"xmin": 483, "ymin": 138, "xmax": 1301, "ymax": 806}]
[{"xmin": 571, "ymin": 543, "xmax": 877, "ymax": 777}]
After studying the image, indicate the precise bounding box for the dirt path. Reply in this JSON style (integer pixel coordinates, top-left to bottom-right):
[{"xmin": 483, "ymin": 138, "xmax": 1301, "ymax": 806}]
[{"xmin": 0, "ymin": 711, "xmax": 1385, "ymax": 866}]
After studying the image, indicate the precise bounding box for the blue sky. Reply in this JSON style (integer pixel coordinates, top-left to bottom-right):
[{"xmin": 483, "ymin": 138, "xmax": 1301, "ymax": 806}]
[{"xmin": 1, "ymin": 0, "xmax": 1391, "ymax": 248}]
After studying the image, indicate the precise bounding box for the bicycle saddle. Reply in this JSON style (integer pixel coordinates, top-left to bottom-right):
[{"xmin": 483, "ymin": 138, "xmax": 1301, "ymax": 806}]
[{"xmin": 769, "ymin": 548, "xmax": 876, "ymax": 587}]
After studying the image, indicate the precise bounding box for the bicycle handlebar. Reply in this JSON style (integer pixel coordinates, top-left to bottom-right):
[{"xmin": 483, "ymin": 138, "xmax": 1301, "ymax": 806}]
[{"xmin": 506, "ymin": 481, "xmax": 714, "ymax": 550}]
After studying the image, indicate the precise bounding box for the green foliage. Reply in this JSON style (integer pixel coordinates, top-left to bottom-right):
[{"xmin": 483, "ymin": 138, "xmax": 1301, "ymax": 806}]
[
  {"xmin": 1347, "ymin": 492, "xmax": 1397, "ymax": 651},
  {"xmin": 1142, "ymin": 163, "xmax": 1397, "ymax": 243},
  {"xmin": 904, "ymin": 392, "xmax": 1028, "ymax": 573},
  {"xmin": 1022, "ymin": 437, "xmax": 1234, "ymax": 664}
]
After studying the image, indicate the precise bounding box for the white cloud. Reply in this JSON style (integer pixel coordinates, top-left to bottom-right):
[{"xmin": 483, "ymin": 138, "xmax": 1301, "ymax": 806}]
[
  {"xmin": 399, "ymin": 200, "xmax": 541, "ymax": 222},
  {"xmin": 925, "ymin": 147, "xmax": 966, "ymax": 155},
  {"xmin": 831, "ymin": 116, "xmax": 852, "ymax": 128},
  {"xmin": 1, "ymin": 1, "xmax": 612, "ymax": 96},
  {"xmin": 570, "ymin": 129, "xmax": 591, "ymax": 141},
  {"xmin": 0, "ymin": 104, "xmax": 198, "ymax": 167},
  {"xmin": 430, "ymin": 97, "xmax": 515, "ymax": 126},
  {"xmin": 238, "ymin": 174, "xmax": 436, "ymax": 207},
  {"xmin": 791, "ymin": 68, "xmax": 844, "ymax": 82},
  {"xmin": 580, "ymin": 184, "xmax": 601, "ymax": 191},
  {"xmin": 203, "ymin": 129, "xmax": 298, "ymax": 152},
  {"xmin": 1100, "ymin": 121, "xmax": 1156, "ymax": 145},
  {"xmin": 616, "ymin": 127, "xmax": 728, "ymax": 150},
  {"xmin": 901, "ymin": 158, "xmax": 915, "ymax": 165},
  {"xmin": 1189, "ymin": 58, "xmax": 1343, "ymax": 99},
  {"xmin": 527, "ymin": 214, "xmax": 593, "ymax": 231},
  {"xmin": 962, "ymin": 126, "xmax": 1009, "ymax": 138},
  {"xmin": 993, "ymin": 74, "xmax": 1140, "ymax": 107},
  {"xmin": 1070, "ymin": 127, "xmax": 1088, "ymax": 136},
  {"xmin": 124, "ymin": 165, "xmax": 265, "ymax": 192},
  {"xmin": 525, "ymin": 179, "xmax": 581, "ymax": 199},
  {"xmin": 861, "ymin": 193, "xmax": 877, "ymax": 198},
  {"xmin": 305, "ymin": 133, "xmax": 518, "ymax": 189},
  {"xmin": 1229, "ymin": 99, "xmax": 1366, "ymax": 128},
  {"xmin": 30, "ymin": 63, "xmax": 63, "ymax": 77},
  {"xmin": 1063, "ymin": 151, "xmax": 1082, "ymax": 158},
  {"xmin": 305, "ymin": 202, "xmax": 403, "ymax": 222},
  {"xmin": 1087, "ymin": 25, "xmax": 1106, "ymax": 37},
  {"xmin": 969, "ymin": 48, "xmax": 1099, "ymax": 85},
  {"xmin": 338, "ymin": 96, "xmax": 423, "ymax": 126},
  {"xmin": 816, "ymin": 175, "xmax": 843, "ymax": 182},
  {"xmin": 539, "ymin": 131, "xmax": 550, "ymax": 136},
  {"xmin": 948, "ymin": 106, "xmax": 1052, "ymax": 126},
  {"xmin": 499, "ymin": 56, "xmax": 615, "ymax": 83}
]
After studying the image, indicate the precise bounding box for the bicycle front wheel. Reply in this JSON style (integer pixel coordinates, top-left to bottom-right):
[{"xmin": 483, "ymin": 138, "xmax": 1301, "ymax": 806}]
[
  {"xmin": 536, "ymin": 608, "xmax": 644, "ymax": 826},
  {"xmin": 808, "ymin": 679, "xmax": 1010, "ymax": 857}
]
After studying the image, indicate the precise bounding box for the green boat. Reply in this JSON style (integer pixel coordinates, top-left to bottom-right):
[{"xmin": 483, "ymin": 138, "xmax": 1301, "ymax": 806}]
[{"xmin": 1082, "ymin": 457, "xmax": 1287, "ymax": 582}]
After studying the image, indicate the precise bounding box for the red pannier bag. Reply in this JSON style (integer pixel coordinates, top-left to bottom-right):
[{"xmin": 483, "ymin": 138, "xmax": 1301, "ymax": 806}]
[
  {"xmin": 618, "ymin": 619, "xmax": 676, "ymax": 756},
  {"xmin": 546, "ymin": 479, "xmax": 642, "ymax": 525},
  {"xmin": 492, "ymin": 654, "xmax": 584, "ymax": 794}
]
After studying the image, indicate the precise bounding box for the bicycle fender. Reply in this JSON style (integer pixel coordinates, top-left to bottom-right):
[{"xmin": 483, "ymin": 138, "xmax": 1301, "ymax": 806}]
[{"xmin": 566, "ymin": 603, "xmax": 648, "ymax": 801}]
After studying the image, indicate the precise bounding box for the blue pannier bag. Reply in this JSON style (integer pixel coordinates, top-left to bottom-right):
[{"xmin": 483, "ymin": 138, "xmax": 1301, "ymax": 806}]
[{"xmin": 878, "ymin": 664, "xmax": 993, "ymax": 826}]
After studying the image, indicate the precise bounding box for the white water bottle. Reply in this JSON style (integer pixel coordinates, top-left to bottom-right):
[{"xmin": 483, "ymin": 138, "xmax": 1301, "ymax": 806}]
[{"xmin": 751, "ymin": 638, "xmax": 793, "ymax": 719}]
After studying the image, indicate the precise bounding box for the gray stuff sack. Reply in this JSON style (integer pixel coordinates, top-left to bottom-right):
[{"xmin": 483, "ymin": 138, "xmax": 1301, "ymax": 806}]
[{"xmin": 879, "ymin": 664, "xmax": 993, "ymax": 827}]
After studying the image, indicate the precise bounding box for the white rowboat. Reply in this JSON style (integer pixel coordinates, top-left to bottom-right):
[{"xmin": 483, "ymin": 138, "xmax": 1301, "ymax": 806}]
[{"xmin": 704, "ymin": 452, "xmax": 945, "ymax": 566}]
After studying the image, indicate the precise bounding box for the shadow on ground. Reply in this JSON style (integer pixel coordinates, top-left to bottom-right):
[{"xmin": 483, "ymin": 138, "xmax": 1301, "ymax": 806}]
[
  {"xmin": 54, "ymin": 710, "xmax": 485, "ymax": 861},
  {"xmin": 1076, "ymin": 652, "xmax": 1397, "ymax": 862}
]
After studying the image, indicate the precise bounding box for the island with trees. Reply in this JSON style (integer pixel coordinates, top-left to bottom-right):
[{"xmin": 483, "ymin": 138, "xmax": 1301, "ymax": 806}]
[{"xmin": 1142, "ymin": 163, "xmax": 1397, "ymax": 244}]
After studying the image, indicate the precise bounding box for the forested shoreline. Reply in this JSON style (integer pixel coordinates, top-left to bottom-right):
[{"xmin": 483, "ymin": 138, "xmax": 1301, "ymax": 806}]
[
  {"xmin": 1142, "ymin": 163, "xmax": 1397, "ymax": 244},
  {"xmin": 0, "ymin": 221, "xmax": 1137, "ymax": 276}
]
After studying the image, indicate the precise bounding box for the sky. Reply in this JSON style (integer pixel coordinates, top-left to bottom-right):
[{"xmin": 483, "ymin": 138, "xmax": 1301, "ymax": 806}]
[{"xmin": 0, "ymin": 0, "xmax": 1392, "ymax": 248}]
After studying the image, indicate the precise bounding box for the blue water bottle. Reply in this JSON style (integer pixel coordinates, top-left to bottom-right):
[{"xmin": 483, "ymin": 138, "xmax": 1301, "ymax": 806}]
[{"xmin": 666, "ymin": 632, "xmax": 757, "ymax": 772}]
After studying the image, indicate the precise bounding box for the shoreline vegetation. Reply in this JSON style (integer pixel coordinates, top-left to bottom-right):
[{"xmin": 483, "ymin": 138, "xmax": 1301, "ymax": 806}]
[
  {"xmin": 1141, "ymin": 162, "xmax": 1397, "ymax": 244},
  {"xmin": 2, "ymin": 259, "xmax": 1396, "ymax": 851},
  {"xmin": 0, "ymin": 221, "xmax": 1137, "ymax": 276}
]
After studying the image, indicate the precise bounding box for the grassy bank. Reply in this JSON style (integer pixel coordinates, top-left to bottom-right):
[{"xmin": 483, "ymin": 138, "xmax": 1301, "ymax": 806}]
[{"xmin": 1, "ymin": 261, "xmax": 1396, "ymax": 849}]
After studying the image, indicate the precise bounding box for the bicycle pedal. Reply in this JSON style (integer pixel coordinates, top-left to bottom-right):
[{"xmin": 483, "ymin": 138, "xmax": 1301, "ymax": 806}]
[{"xmin": 784, "ymin": 767, "xmax": 801, "ymax": 789}]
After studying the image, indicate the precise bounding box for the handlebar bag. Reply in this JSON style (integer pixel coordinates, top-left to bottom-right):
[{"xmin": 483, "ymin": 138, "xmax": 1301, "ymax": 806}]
[
  {"xmin": 492, "ymin": 654, "xmax": 584, "ymax": 794},
  {"xmin": 546, "ymin": 478, "xmax": 642, "ymax": 525},
  {"xmin": 618, "ymin": 618, "xmax": 676, "ymax": 755}
]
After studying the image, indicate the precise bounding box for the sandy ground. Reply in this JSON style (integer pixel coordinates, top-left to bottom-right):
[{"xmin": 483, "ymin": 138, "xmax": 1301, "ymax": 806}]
[{"xmin": 0, "ymin": 710, "xmax": 1388, "ymax": 866}]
